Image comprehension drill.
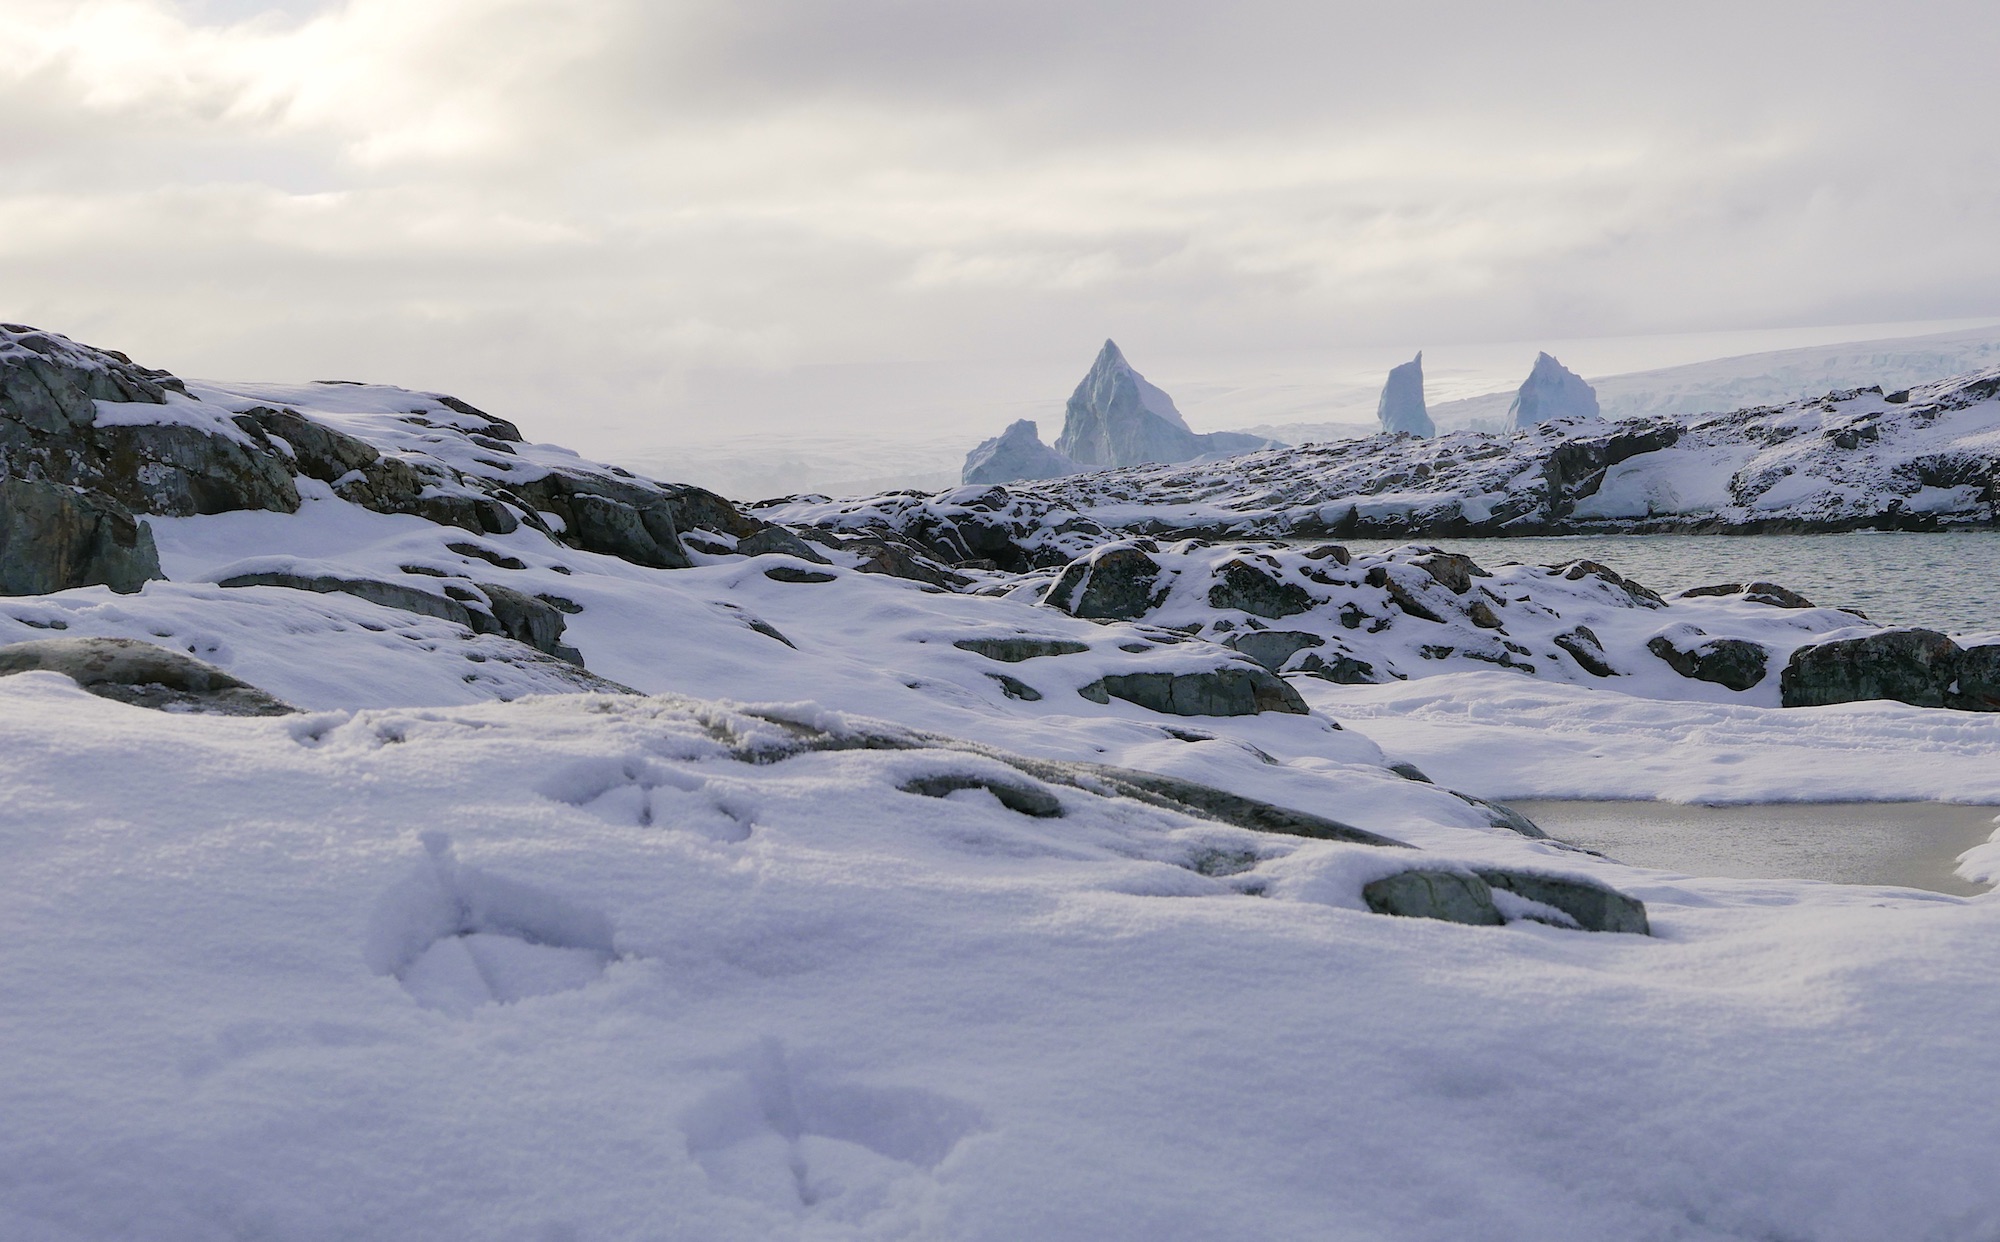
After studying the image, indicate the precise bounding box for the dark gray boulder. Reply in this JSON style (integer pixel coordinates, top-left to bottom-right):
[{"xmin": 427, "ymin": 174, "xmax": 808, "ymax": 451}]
[
  {"xmin": 1225, "ymin": 629, "xmax": 1323, "ymax": 672},
  {"xmin": 1647, "ymin": 631, "xmax": 1769, "ymax": 691},
  {"xmin": 1044, "ymin": 546, "xmax": 1166, "ymax": 620},
  {"xmin": 1553, "ymin": 625, "xmax": 1617, "ymax": 677},
  {"xmin": 1950, "ymin": 644, "xmax": 2000, "ymax": 712},
  {"xmin": 899, "ymin": 773, "xmax": 1064, "ymax": 817},
  {"xmin": 1078, "ymin": 666, "xmax": 1309, "ymax": 716},
  {"xmin": 763, "ymin": 565, "xmax": 839, "ymax": 584},
  {"xmin": 1362, "ymin": 870, "xmax": 1502, "ymax": 925},
  {"xmin": 0, "ymin": 636, "xmax": 296, "ymax": 715},
  {"xmin": 1206, "ymin": 558, "xmax": 1312, "ymax": 619},
  {"xmin": 0, "ymin": 478, "xmax": 160, "ymax": 595},
  {"xmin": 735, "ymin": 525, "xmax": 831, "ymax": 564},
  {"xmin": 1678, "ymin": 581, "xmax": 1816, "ymax": 609},
  {"xmin": 1781, "ymin": 628, "xmax": 1961, "ymax": 708},
  {"xmin": 218, "ymin": 571, "xmax": 477, "ymax": 628},
  {"xmin": 474, "ymin": 582, "xmax": 570, "ymax": 657},
  {"xmin": 1476, "ymin": 869, "xmax": 1650, "ymax": 934},
  {"xmin": 954, "ymin": 636, "xmax": 1092, "ymax": 662}
]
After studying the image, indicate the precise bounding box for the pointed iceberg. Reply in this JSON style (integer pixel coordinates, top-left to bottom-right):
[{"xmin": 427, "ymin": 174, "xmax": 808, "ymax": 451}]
[
  {"xmin": 962, "ymin": 420, "xmax": 1080, "ymax": 485},
  {"xmin": 1052, "ymin": 340, "xmax": 1271, "ymax": 469},
  {"xmin": 1509, "ymin": 353, "xmax": 1600, "ymax": 428},
  {"xmin": 1377, "ymin": 353, "xmax": 1434, "ymax": 438}
]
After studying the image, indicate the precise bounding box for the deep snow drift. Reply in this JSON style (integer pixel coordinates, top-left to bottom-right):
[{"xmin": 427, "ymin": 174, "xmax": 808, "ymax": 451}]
[{"xmin": 6, "ymin": 325, "xmax": 2000, "ymax": 1240}]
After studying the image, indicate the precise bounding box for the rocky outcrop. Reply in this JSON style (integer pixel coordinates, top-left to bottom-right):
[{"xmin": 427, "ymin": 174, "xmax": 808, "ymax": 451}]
[
  {"xmin": 1362, "ymin": 870, "xmax": 1501, "ymax": 925},
  {"xmin": 1078, "ymin": 666, "xmax": 1309, "ymax": 716},
  {"xmin": 1376, "ymin": 353, "xmax": 1434, "ymax": 438},
  {"xmin": 1044, "ymin": 544, "xmax": 1167, "ymax": 620},
  {"xmin": 962, "ymin": 420, "xmax": 1081, "ymax": 485},
  {"xmin": 1648, "ymin": 628, "xmax": 1769, "ymax": 691},
  {"xmin": 1508, "ymin": 352, "xmax": 1600, "ymax": 428},
  {"xmin": 1780, "ymin": 629, "xmax": 1962, "ymax": 708},
  {"xmin": 953, "ymin": 636, "xmax": 1092, "ymax": 662},
  {"xmin": 219, "ymin": 571, "xmax": 575, "ymax": 658},
  {"xmin": 0, "ymin": 478, "xmax": 160, "ymax": 595},
  {"xmin": 0, "ymin": 636, "xmax": 296, "ymax": 715}
]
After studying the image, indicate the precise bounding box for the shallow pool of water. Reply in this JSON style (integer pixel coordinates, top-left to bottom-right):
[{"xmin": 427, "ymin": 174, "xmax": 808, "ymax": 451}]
[
  {"xmin": 1509, "ymin": 800, "xmax": 2000, "ymax": 896},
  {"xmin": 1352, "ymin": 532, "xmax": 2000, "ymax": 635}
]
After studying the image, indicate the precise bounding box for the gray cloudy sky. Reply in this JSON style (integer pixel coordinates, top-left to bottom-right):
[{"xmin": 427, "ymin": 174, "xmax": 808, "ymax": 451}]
[{"xmin": 4, "ymin": 0, "xmax": 1999, "ymax": 451}]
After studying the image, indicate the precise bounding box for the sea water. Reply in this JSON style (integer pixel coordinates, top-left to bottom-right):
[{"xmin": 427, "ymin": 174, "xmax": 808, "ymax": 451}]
[
  {"xmin": 1510, "ymin": 800, "xmax": 1998, "ymax": 896},
  {"xmin": 1355, "ymin": 531, "xmax": 2000, "ymax": 634}
]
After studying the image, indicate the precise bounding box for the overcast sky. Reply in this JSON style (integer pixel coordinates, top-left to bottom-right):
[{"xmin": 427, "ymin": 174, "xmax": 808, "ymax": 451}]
[{"xmin": 4, "ymin": 0, "xmax": 1999, "ymax": 449}]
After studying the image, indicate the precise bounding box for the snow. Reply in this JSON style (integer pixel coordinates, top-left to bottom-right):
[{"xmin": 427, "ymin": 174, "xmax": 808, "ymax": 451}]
[{"xmin": 9, "ymin": 353, "xmax": 2000, "ymax": 1238}]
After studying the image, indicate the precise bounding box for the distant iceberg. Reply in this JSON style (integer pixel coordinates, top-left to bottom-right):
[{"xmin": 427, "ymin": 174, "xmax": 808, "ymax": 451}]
[
  {"xmin": 959, "ymin": 340, "xmax": 1274, "ymax": 484},
  {"xmin": 1509, "ymin": 352, "xmax": 1600, "ymax": 428},
  {"xmin": 1377, "ymin": 353, "xmax": 1434, "ymax": 437},
  {"xmin": 963, "ymin": 420, "xmax": 1080, "ymax": 485}
]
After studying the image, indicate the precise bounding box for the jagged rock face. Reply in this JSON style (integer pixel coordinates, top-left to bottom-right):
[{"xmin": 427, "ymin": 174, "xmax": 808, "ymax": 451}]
[
  {"xmin": 1509, "ymin": 353, "xmax": 1600, "ymax": 428},
  {"xmin": 963, "ymin": 420, "xmax": 1080, "ymax": 485},
  {"xmin": 0, "ymin": 636, "xmax": 296, "ymax": 715},
  {"xmin": 1377, "ymin": 353, "xmax": 1434, "ymax": 438},
  {"xmin": 2, "ymin": 326, "xmax": 300, "ymax": 519},
  {"xmin": 1052, "ymin": 341, "xmax": 1271, "ymax": 470},
  {"xmin": 0, "ymin": 478, "xmax": 160, "ymax": 595}
]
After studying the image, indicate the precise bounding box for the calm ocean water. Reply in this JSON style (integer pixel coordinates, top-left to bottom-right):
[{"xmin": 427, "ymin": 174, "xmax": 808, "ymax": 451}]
[{"xmin": 1352, "ymin": 532, "xmax": 2000, "ymax": 635}]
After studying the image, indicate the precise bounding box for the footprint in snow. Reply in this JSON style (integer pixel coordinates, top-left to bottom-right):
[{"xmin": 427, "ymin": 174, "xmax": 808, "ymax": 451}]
[
  {"xmin": 364, "ymin": 833, "xmax": 618, "ymax": 1014},
  {"xmin": 680, "ymin": 1039, "xmax": 984, "ymax": 1221},
  {"xmin": 539, "ymin": 754, "xmax": 753, "ymax": 841}
]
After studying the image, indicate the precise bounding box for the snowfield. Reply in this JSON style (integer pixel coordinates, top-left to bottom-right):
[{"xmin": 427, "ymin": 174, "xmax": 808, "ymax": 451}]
[{"xmin": 5, "ymin": 325, "xmax": 2000, "ymax": 1240}]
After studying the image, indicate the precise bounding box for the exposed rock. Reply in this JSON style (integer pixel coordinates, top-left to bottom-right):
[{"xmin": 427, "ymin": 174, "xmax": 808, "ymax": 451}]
[
  {"xmin": 763, "ymin": 565, "xmax": 839, "ymax": 584},
  {"xmin": 1679, "ymin": 581, "xmax": 1817, "ymax": 609},
  {"xmin": 845, "ymin": 537, "xmax": 970, "ymax": 588},
  {"xmin": 1954, "ymin": 644, "xmax": 2000, "ymax": 711},
  {"xmin": 1407, "ymin": 550, "xmax": 1487, "ymax": 594},
  {"xmin": 1550, "ymin": 560, "xmax": 1665, "ymax": 608},
  {"xmin": 1456, "ymin": 796, "xmax": 1548, "ymax": 839},
  {"xmin": 0, "ymin": 636, "xmax": 296, "ymax": 715},
  {"xmin": 899, "ymin": 773, "xmax": 1064, "ymax": 817},
  {"xmin": 954, "ymin": 636, "xmax": 1092, "ymax": 662},
  {"xmin": 1647, "ymin": 629, "xmax": 1770, "ymax": 691},
  {"xmin": 1224, "ymin": 629, "xmax": 1323, "ymax": 672},
  {"xmin": 1508, "ymin": 353, "xmax": 1600, "ymax": 428},
  {"xmin": 963, "ymin": 419, "xmax": 1081, "ymax": 485},
  {"xmin": 1207, "ymin": 558, "xmax": 1313, "ymax": 618},
  {"xmin": 1376, "ymin": 353, "xmax": 1434, "ymax": 438},
  {"xmin": 1078, "ymin": 666, "xmax": 1309, "ymax": 716},
  {"xmin": 0, "ymin": 478, "xmax": 160, "ymax": 595},
  {"xmin": 735, "ymin": 525, "xmax": 831, "ymax": 564},
  {"xmin": 1044, "ymin": 545, "xmax": 1166, "ymax": 620},
  {"xmin": 1780, "ymin": 628, "xmax": 1961, "ymax": 708},
  {"xmin": 1362, "ymin": 870, "xmax": 1502, "ymax": 925},
  {"xmin": 1293, "ymin": 650, "xmax": 1382, "ymax": 683},
  {"xmin": 221, "ymin": 572, "xmax": 491, "ymax": 632},
  {"xmin": 1552, "ymin": 625, "xmax": 1616, "ymax": 677},
  {"xmin": 986, "ymin": 672, "xmax": 1043, "ymax": 701},
  {"xmin": 1475, "ymin": 869, "xmax": 1649, "ymax": 934},
  {"xmin": 474, "ymin": 582, "xmax": 571, "ymax": 656}
]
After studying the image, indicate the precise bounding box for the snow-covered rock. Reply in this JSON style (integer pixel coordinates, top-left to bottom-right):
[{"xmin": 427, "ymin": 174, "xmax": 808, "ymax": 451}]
[
  {"xmin": 961, "ymin": 419, "xmax": 1080, "ymax": 484},
  {"xmin": 1376, "ymin": 352, "xmax": 1435, "ymax": 437},
  {"xmin": 1508, "ymin": 351, "xmax": 1600, "ymax": 428}
]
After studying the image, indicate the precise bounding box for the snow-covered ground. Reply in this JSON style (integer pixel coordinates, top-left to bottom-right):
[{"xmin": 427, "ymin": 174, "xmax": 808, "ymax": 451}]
[{"xmin": 8, "ymin": 335, "xmax": 2000, "ymax": 1239}]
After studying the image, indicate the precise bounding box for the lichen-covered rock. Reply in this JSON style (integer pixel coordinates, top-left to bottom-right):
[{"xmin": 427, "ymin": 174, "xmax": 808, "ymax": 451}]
[
  {"xmin": 0, "ymin": 636, "xmax": 296, "ymax": 715},
  {"xmin": 1952, "ymin": 644, "xmax": 2000, "ymax": 711},
  {"xmin": 1648, "ymin": 629, "xmax": 1770, "ymax": 691},
  {"xmin": 1475, "ymin": 869, "xmax": 1650, "ymax": 934},
  {"xmin": 1780, "ymin": 628, "xmax": 1961, "ymax": 708},
  {"xmin": 953, "ymin": 636, "xmax": 1092, "ymax": 662},
  {"xmin": 0, "ymin": 478, "xmax": 160, "ymax": 595},
  {"xmin": 1078, "ymin": 666, "xmax": 1308, "ymax": 716},
  {"xmin": 1044, "ymin": 545, "xmax": 1166, "ymax": 620},
  {"xmin": 1206, "ymin": 558, "xmax": 1313, "ymax": 618},
  {"xmin": 1362, "ymin": 870, "xmax": 1502, "ymax": 925}
]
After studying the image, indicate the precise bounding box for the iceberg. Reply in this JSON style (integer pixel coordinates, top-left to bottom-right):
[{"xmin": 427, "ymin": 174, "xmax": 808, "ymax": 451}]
[
  {"xmin": 962, "ymin": 419, "xmax": 1080, "ymax": 485},
  {"xmin": 1509, "ymin": 352, "xmax": 1601, "ymax": 428},
  {"xmin": 1054, "ymin": 340, "xmax": 1271, "ymax": 469},
  {"xmin": 1376, "ymin": 353, "xmax": 1434, "ymax": 437}
]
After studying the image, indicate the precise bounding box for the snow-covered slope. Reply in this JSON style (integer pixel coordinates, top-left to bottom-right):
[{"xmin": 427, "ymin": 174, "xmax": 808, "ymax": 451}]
[{"xmin": 8, "ymin": 325, "xmax": 2000, "ymax": 1239}]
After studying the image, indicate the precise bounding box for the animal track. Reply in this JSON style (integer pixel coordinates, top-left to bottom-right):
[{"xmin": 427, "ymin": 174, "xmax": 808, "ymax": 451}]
[
  {"xmin": 540, "ymin": 756, "xmax": 752, "ymax": 841},
  {"xmin": 364, "ymin": 833, "xmax": 617, "ymax": 1014},
  {"xmin": 680, "ymin": 1039, "xmax": 984, "ymax": 1220}
]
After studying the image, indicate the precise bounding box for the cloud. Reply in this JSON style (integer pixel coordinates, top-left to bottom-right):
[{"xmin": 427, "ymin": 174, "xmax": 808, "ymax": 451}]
[{"xmin": 1, "ymin": 0, "xmax": 1997, "ymax": 452}]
